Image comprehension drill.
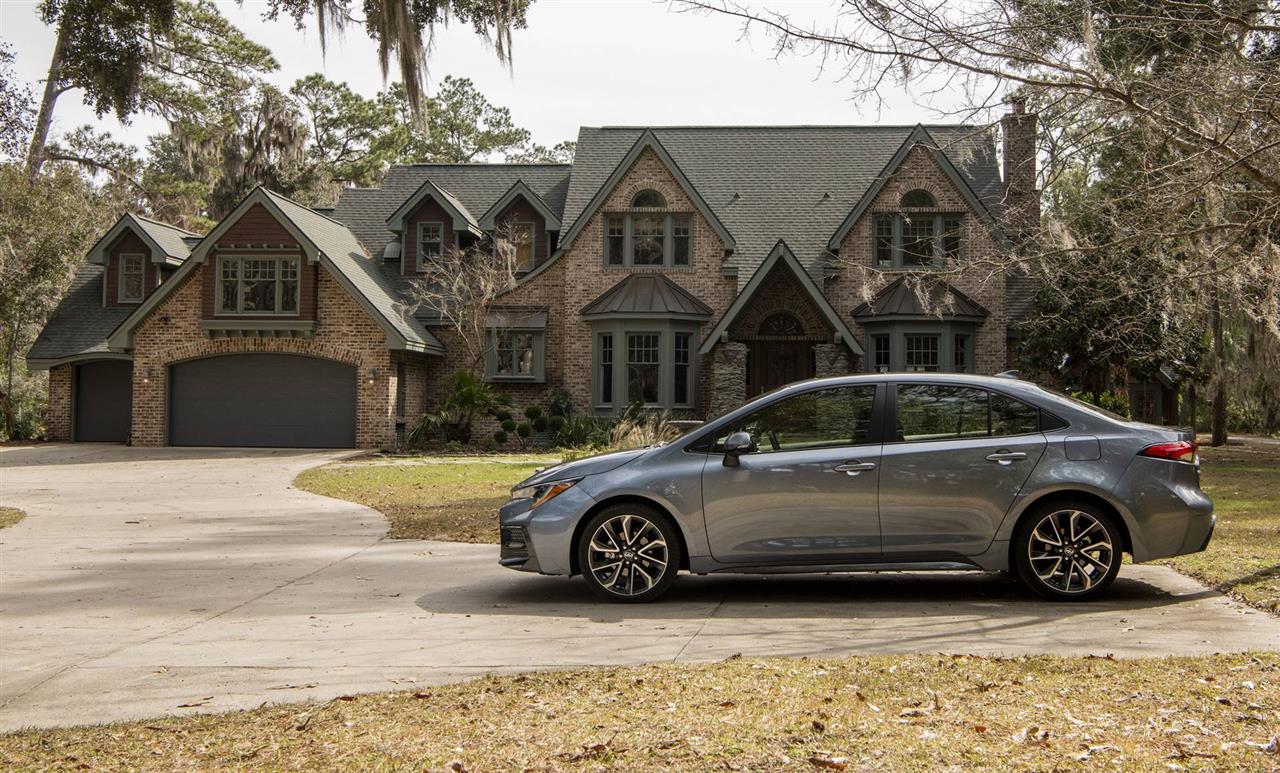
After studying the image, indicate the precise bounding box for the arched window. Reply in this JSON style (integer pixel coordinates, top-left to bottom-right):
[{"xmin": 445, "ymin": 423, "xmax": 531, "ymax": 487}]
[
  {"xmin": 900, "ymin": 189, "xmax": 937, "ymax": 208},
  {"xmin": 759, "ymin": 312, "xmax": 805, "ymax": 337},
  {"xmin": 631, "ymin": 189, "xmax": 667, "ymax": 208}
]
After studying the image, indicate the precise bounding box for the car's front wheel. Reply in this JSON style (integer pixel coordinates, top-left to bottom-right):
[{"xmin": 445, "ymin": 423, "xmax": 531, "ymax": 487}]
[
  {"xmin": 1013, "ymin": 502, "xmax": 1123, "ymax": 601},
  {"xmin": 577, "ymin": 504, "xmax": 681, "ymax": 603}
]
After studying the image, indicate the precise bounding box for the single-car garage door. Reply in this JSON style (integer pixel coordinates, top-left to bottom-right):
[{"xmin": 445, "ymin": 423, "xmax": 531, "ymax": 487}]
[
  {"xmin": 168, "ymin": 354, "xmax": 356, "ymax": 448},
  {"xmin": 75, "ymin": 360, "xmax": 133, "ymax": 442}
]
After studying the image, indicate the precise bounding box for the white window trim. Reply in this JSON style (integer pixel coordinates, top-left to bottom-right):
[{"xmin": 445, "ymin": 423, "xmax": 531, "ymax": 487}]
[
  {"xmin": 118, "ymin": 253, "xmax": 146, "ymax": 303},
  {"xmin": 416, "ymin": 221, "xmax": 444, "ymax": 272},
  {"xmin": 215, "ymin": 255, "xmax": 302, "ymax": 316}
]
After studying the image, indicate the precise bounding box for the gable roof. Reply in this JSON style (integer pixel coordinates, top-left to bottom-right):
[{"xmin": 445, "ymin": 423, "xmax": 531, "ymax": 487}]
[
  {"xmin": 385, "ymin": 178, "xmax": 483, "ymax": 236},
  {"xmin": 557, "ymin": 130, "xmax": 736, "ymax": 254},
  {"xmin": 478, "ymin": 180, "xmax": 562, "ymax": 231},
  {"xmin": 851, "ymin": 276, "xmax": 989, "ymax": 320},
  {"xmin": 562, "ymin": 125, "xmax": 1003, "ymax": 289},
  {"xmin": 826, "ymin": 124, "xmax": 1006, "ymax": 251},
  {"xmin": 87, "ymin": 213, "xmax": 199, "ymax": 267},
  {"xmin": 108, "ymin": 187, "xmax": 443, "ymax": 354},
  {"xmin": 581, "ymin": 274, "xmax": 713, "ymax": 319},
  {"xmin": 698, "ymin": 241, "xmax": 864, "ymax": 355},
  {"xmin": 26, "ymin": 265, "xmax": 134, "ymax": 368}
]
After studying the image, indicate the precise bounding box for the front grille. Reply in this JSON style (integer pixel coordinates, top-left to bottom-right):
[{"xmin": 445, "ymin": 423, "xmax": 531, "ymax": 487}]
[{"xmin": 500, "ymin": 526, "xmax": 530, "ymax": 559}]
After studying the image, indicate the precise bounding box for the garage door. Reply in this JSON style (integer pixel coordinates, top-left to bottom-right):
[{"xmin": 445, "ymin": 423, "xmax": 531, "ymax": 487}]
[
  {"xmin": 74, "ymin": 360, "xmax": 133, "ymax": 442},
  {"xmin": 168, "ymin": 354, "xmax": 356, "ymax": 448}
]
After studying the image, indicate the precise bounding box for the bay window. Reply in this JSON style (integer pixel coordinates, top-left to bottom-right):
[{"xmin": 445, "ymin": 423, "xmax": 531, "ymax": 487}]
[
  {"xmin": 862, "ymin": 323, "xmax": 975, "ymax": 374},
  {"xmin": 592, "ymin": 321, "xmax": 698, "ymax": 411},
  {"xmin": 217, "ymin": 255, "xmax": 301, "ymax": 315}
]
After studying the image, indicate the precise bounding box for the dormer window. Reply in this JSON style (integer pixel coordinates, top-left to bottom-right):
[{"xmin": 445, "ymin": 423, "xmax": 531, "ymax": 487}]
[
  {"xmin": 511, "ymin": 221, "xmax": 534, "ymax": 271},
  {"xmin": 900, "ymin": 189, "xmax": 937, "ymax": 208},
  {"xmin": 118, "ymin": 253, "xmax": 145, "ymax": 303},
  {"xmin": 631, "ymin": 189, "xmax": 666, "ymax": 208},
  {"xmin": 417, "ymin": 221, "xmax": 444, "ymax": 270}
]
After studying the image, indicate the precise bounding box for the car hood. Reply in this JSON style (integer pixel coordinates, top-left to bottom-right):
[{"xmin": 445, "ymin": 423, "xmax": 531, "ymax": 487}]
[{"xmin": 516, "ymin": 447, "xmax": 650, "ymax": 487}]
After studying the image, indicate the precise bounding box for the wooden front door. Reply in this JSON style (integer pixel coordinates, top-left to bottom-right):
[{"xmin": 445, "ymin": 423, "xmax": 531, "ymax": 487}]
[{"xmin": 747, "ymin": 339, "xmax": 814, "ymax": 396}]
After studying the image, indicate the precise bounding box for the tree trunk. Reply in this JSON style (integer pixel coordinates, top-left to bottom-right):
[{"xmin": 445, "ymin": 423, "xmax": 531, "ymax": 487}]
[
  {"xmin": 1209, "ymin": 294, "xmax": 1228, "ymax": 447},
  {"xmin": 25, "ymin": 19, "xmax": 69, "ymax": 182},
  {"xmin": 1187, "ymin": 381, "xmax": 1197, "ymax": 435},
  {"xmin": 3, "ymin": 313, "xmax": 20, "ymax": 440}
]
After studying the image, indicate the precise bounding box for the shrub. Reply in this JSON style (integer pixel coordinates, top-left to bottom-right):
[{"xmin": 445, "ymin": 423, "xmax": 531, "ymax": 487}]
[
  {"xmin": 547, "ymin": 388, "xmax": 574, "ymax": 417},
  {"xmin": 410, "ymin": 369, "xmax": 510, "ymax": 446},
  {"xmin": 532, "ymin": 416, "xmax": 548, "ymax": 432},
  {"xmin": 608, "ymin": 406, "xmax": 684, "ymax": 450},
  {"xmin": 547, "ymin": 415, "xmax": 566, "ymax": 433},
  {"xmin": 524, "ymin": 405, "xmax": 543, "ymax": 421},
  {"xmin": 493, "ymin": 430, "xmax": 508, "ymax": 444},
  {"xmin": 495, "ymin": 409, "xmax": 513, "ymax": 422},
  {"xmin": 516, "ymin": 422, "xmax": 532, "ymax": 438},
  {"xmin": 501, "ymin": 419, "xmax": 517, "ymax": 432}
]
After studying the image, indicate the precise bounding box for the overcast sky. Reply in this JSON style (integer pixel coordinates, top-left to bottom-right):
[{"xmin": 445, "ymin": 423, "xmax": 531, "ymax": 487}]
[{"xmin": 2, "ymin": 0, "xmax": 970, "ymax": 158}]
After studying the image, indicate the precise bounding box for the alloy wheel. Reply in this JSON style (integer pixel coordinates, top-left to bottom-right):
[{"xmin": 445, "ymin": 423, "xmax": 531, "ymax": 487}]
[
  {"xmin": 1027, "ymin": 509, "xmax": 1116, "ymax": 594},
  {"xmin": 586, "ymin": 514, "xmax": 670, "ymax": 598}
]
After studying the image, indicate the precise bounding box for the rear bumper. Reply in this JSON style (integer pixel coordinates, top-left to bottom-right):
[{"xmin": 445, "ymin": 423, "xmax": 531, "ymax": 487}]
[{"xmin": 1115, "ymin": 457, "xmax": 1215, "ymax": 562}]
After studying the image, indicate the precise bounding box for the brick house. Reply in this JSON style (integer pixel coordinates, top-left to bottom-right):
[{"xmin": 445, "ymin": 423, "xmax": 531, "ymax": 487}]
[{"xmin": 28, "ymin": 111, "xmax": 1039, "ymax": 448}]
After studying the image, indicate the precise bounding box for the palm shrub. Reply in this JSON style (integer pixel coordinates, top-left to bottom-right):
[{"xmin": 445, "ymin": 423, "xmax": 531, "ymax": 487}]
[{"xmin": 409, "ymin": 369, "xmax": 510, "ymax": 446}]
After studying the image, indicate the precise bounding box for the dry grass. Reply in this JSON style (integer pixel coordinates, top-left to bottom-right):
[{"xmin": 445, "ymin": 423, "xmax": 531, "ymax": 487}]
[
  {"xmin": 1163, "ymin": 440, "xmax": 1280, "ymax": 614},
  {"xmin": 2, "ymin": 653, "xmax": 1277, "ymax": 771},
  {"xmin": 294, "ymin": 455, "xmax": 557, "ymax": 542},
  {"xmin": 0, "ymin": 507, "xmax": 25, "ymax": 529}
]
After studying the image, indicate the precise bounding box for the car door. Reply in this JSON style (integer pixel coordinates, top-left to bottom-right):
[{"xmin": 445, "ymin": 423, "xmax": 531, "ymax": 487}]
[
  {"xmin": 701, "ymin": 383, "xmax": 883, "ymax": 564},
  {"xmin": 878, "ymin": 383, "xmax": 1046, "ymax": 558}
]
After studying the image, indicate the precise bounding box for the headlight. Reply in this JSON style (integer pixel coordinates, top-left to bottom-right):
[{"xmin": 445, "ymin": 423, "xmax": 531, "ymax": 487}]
[{"xmin": 510, "ymin": 478, "xmax": 580, "ymax": 509}]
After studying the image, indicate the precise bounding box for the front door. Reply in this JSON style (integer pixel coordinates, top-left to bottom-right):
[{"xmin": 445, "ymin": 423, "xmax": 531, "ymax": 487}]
[
  {"xmin": 747, "ymin": 339, "xmax": 814, "ymax": 396},
  {"xmin": 702, "ymin": 384, "xmax": 883, "ymax": 564},
  {"xmin": 878, "ymin": 383, "xmax": 1046, "ymax": 558}
]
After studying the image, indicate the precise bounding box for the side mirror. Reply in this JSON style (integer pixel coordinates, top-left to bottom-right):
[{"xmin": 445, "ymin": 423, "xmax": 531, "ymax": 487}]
[{"xmin": 722, "ymin": 431, "xmax": 754, "ymax": 467}]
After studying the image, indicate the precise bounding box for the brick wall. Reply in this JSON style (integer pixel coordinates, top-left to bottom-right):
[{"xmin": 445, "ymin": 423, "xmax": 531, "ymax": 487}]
[
  {"xmin": 46, "ymin": 365, "xmax": 72, "ymax": 441},
  {"xmin": 828, "ymin": 145, "xmax": 1008, "ymax": 375},
  {"xmin": 129, "ymin": 260, "xmax": 398, "ymax": 449}
]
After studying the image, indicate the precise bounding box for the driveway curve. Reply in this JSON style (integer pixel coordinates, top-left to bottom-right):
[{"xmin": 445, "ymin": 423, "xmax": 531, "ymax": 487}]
[{"xmin": 2, "ymin": 444, "xmax": 1278, "ymax": 731}]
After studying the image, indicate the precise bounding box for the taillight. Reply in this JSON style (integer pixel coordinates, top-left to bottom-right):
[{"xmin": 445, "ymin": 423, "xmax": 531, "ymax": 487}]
[{"xmin": 1140, "ymin": 440, "xmax": 1197, "ymax": 463}]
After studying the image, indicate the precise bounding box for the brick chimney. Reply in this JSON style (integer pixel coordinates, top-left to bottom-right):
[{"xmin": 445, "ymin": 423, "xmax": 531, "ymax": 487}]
[{"xmin": 1001, "ymin": 98, "xmax": 1039, "ymax": 244}]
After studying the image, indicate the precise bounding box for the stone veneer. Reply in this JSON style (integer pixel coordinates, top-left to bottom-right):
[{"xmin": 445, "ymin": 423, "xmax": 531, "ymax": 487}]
[
  {"xmin": 708, "ymin": 342, "xmax": 748, "ymax": 419},
  {"xmin": 129, "ymin": 261, "xmax": 402, "ymax": 449},
  {"xmin": 813, "ymin": 343, "xmax": 852, "ymax": 378}
]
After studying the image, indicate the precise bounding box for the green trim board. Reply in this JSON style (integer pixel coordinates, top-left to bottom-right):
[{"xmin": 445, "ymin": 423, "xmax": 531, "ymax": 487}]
[
  {"xmin": 478, "ymin": 180, "xmax": 562, "ymax": 231},
  {"xmin": 557, "ymin": 130, "xmax": 735, "ymax": 255},
  {"xmin": 826, "ymin": 124, "xmax": 1007, "ymax": 252},
  {"xmin": 385, "ymin": 178, "xmax": 484, "ymax": 236},
  {"xmin": 697, "ymin": 240, "xmax": 864, "ymax": 356},
  {"xmin": 87, "ymin": 213, "xmax": 196, "ymax": 267}
]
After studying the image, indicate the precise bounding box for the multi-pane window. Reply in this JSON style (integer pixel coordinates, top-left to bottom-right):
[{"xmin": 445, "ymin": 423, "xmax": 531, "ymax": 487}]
[
  {"xmin": 900, "ymin": 189, "xmax": 937, "ymax": 207},
  {"xmin": 119, "ymin": 253, "xmax": 145, "ymax": 302},
  {"xmin": 606, "ymin": 216, "xmax": 625, "ymax": 266},
  {"xmin": 632, "ymin": 189, "xmax": 666, "ymax": 208},
  {"xmin": 673, "ymin": 215, "xmax": 691, "ymax": 266},
  {"xmin": 599, "ymin": 333, "xmax": 614, "ymax": 405},
  {"xmin": 904, "ymin": 334, "xmax": 940, "ymax": 372},
  {"xmin": 627, "ymin": 333, "xmax": 661, "ymax": 404},
  {"xmin": 217, "ymin": 256, "xmax": 300, "ymax": 314},
  {"xmin": 673, "ymin": 332, "xmax": 691, "ymax": 406},
  {"xmin": 871, "ymin": 214, "xmax": 964, "ymax": 268},
  {"xmin": 631, "ymin": 215, "xmax": 665, "ymax": 265},
  {"xmin": 512, "ymin": 222, "xmax": 535, "ymax": 271},
  {"xmin": 417, "ymin": 221, "xmax": 443, "ymax": 269},
  {"xmin": 873, "ymin": 335, "xmax": 891, "ymax": 373},
  {"xmin": 494, "ymin": 331, "xmax": 536, "ymax": 377}
]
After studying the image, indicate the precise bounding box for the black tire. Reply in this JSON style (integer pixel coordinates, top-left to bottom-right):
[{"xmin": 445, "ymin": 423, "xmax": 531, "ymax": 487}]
[
  {"xmin": 1013, "ymin": 501, "xmax": 1123, "ymax": 601},
  {"xmin": 577, "ymin": 503, "xmax": 682, "ymax": 603}
]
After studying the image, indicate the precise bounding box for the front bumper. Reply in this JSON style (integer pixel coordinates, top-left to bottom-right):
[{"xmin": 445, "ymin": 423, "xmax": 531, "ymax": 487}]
[
  {"xmin": 497, "ymin": 482, "xmax": 597, "ymax": 575},
  {"xmin": 499, "ymin": 525, "xmax": 541, "ymax": 572}
]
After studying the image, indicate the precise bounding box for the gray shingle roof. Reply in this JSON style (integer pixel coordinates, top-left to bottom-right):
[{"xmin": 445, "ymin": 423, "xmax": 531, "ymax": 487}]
[
  {"xmin": 27, "ymin": 265, "xmax": 133, "ymax": 365},
  {"xmin": 261, "ymin": 189, "xmax": 443, "ymax": 354},
  {"xmin": 131, "ymin": 214, "xmax": 199, "ymax": 261},
  {"xmin": 563, "ymin": 126, "xmax": 1003, "ymax": 286},
  {"xmin": 333, "ymin": 164, "xmax": 571, "ymax": 259},
  {"xmin": 851, "ymin": 276, "xmax": 989, "ymax": 319},
  {"xmin": 581, "ymin": 274, "xmax": 713, "ymax": 318}
]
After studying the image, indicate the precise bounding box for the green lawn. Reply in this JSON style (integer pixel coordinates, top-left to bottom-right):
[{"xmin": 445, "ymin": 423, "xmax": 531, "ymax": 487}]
[
  {"xmin": 2, "ymin": 653, "xmax": 1277, "ymax": 771},
  {"xmin": 0, "ymin": 507, "xmax": 25, "ymax": 529},
  {"xmin": 294, "ymin": 455, "xmax": 558, "ymax": 542},
  {"xmin": 1163, "ymin": 441, "xmax": 1280, "ymax": 614}
]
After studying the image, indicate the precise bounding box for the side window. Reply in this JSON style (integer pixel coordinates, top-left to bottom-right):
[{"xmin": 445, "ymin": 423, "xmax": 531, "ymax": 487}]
[
  {"xmin": 895, "ymin": 384, "xmax": 988, "ymax": 442},
  {"xmin": 991, "ymin": 393, "xmax": 1039, "ymax": 436},
  {"xmin": 719, "ymin": 386, "xmax": 876, "ymax": 454}
]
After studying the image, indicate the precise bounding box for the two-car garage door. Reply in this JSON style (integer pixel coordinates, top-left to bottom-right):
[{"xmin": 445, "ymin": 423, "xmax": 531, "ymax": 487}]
[{"xmin": 168, "ymin": 354, "xmax": 356, "ymax": 448}]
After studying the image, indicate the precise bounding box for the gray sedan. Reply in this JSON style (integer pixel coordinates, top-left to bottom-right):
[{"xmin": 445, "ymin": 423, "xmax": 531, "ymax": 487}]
[{"xmin": 499, "ymin": 374, "xmax": 1214, "ymax": 602}]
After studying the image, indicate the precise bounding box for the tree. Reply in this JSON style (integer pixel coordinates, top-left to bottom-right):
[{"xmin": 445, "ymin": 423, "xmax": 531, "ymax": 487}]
[
  {"xmin": 506, "ymin": 140, "xmax": 575, "ymax": 163},
  {"xmin": 266, "ymin": 0, "xmax": 531, "ymax": 130},
  {"xmin": 394, "ymin": 76, "xmax": 530, "ymax": 162},
  {"xmin": 25, "ymin": 0, "xmax": 277, "ymax": 180},
  {"xmin": 292, "ymin": 74, "xmax": 408, "ymax": 187},
  {"xmin": 0, "ymin": 44, "xmax": 35, "ymax": 162},
  {"xmin": 685, "ymin": 0, "xmax": 1280, "ymax": 444},
  {"xmin": 0, "ymin": 163, "xmax": 118, "ymax": 438}
]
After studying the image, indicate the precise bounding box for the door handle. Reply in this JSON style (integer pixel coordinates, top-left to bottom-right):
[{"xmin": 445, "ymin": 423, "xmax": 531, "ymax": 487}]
[
  {"xmin": 833, "ymin": 460, "xmax": 877, "ymax": 475},
  {"xmin": 986, "ymin": 450, "xmax": 1027, "ymax": 465}
]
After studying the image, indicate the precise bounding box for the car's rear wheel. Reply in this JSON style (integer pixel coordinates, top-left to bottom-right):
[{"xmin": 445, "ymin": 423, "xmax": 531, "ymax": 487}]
[
  {"xmin": 1013, "ymin": 502, "xmax": 1122, "ymax": 601},
  {"xmin": 577, "ymin": 504, "xmax": 681, "ymax": 603}
]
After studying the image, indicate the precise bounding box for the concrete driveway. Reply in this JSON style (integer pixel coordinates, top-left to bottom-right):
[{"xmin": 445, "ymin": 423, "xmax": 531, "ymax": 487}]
[{"xmin": 2, "ymin": 444, "xmax": 1278, "ymax": 732}]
